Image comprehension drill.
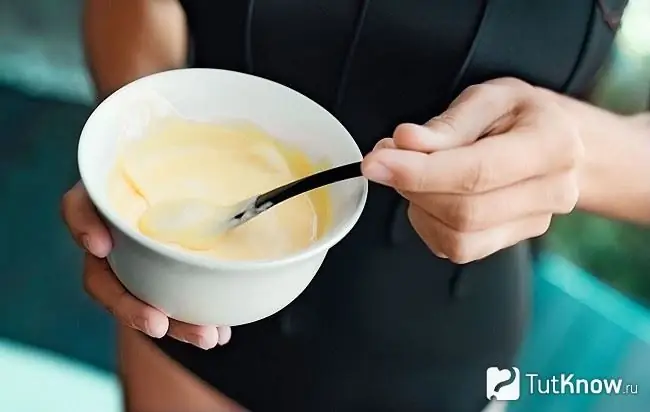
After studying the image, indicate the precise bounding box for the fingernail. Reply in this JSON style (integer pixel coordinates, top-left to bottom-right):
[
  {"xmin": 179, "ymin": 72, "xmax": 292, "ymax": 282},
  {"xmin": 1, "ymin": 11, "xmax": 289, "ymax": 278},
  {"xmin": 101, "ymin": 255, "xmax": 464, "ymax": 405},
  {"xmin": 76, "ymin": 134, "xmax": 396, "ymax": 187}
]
[
  {"xmin": 364, "ymin": 162, "xmax": 393, "ymax": 184},
  {"xmin": 131, "ymin": 317, "xmax": 165, "ymax": 338},
  {"xmin": 217, "ymin": 328, "xmax": 232, "ymax": 346},
  {"xmin": 148, "ymin": 320, "xmax": 168, "ymax": 338},
  {"xmin": 81, "ymin": 234, "xmax": 92, "ymax": 252},
  {"xmin": 185, "ymin": 333, "xmax": 213, "ymax": 350}
]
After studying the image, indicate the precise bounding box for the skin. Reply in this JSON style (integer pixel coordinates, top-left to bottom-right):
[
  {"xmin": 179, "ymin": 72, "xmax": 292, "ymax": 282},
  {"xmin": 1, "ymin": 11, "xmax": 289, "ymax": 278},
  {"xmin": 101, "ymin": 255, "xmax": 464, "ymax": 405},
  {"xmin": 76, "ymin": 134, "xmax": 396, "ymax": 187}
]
[
  {"xmin": 62, "ymin": 0, "xmax": 650, "ymax": 410},
  {"xmin": 364, "ymin": 78, "xmax": 584, "ymax": 263}
]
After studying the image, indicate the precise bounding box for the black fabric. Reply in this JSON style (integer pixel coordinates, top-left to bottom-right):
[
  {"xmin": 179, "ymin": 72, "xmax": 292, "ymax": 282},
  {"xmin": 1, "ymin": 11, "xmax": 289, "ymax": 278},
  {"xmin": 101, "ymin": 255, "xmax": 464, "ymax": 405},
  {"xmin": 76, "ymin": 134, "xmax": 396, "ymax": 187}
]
[
  {"xmin": 153, "ymin": 1, "xmax": 622, "ymax": 410},
  {"xmin": 565, "ymin": 0, "xmax": 630, "ymax": 96},
  {"xmin": 450, "ymin": 0, "xmax": 593, "ymax": 94}
]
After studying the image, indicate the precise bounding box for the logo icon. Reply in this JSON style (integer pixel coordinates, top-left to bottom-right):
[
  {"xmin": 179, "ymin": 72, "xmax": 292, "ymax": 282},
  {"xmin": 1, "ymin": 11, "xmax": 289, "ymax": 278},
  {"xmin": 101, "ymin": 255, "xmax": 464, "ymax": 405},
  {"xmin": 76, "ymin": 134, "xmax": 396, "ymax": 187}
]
[{"xmin": 486, "ymin": 367, "xmax": 521, "ymax": 401}]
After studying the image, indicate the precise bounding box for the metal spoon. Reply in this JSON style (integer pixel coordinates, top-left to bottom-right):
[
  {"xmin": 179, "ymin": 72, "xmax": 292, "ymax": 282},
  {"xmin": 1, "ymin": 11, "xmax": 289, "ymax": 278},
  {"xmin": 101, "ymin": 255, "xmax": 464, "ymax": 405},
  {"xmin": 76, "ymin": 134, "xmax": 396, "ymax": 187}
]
[{"xmin": 138, "ymin": 161, "xmax": 363, "ymax": 249}]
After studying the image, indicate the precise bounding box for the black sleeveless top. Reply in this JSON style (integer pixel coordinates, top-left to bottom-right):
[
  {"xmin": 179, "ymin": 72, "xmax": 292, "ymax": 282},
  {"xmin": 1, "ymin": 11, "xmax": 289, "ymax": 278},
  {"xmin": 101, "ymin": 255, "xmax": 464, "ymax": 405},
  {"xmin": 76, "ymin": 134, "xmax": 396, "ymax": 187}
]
[{"xmin": 153, "ymin": 1, "xmax": 626, "ymax": 410}]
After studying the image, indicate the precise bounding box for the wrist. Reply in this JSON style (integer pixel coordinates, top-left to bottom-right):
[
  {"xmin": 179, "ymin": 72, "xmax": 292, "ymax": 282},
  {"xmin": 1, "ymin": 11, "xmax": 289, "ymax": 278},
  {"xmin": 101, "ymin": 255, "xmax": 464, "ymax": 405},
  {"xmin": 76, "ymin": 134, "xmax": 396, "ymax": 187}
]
[
  {"xmin": 536, "ymin": 87, "xmax": 650, "ymax": 224},
  {"xmin": 576, "ymin": 109, "xmax": 650, "ymax": 224}
]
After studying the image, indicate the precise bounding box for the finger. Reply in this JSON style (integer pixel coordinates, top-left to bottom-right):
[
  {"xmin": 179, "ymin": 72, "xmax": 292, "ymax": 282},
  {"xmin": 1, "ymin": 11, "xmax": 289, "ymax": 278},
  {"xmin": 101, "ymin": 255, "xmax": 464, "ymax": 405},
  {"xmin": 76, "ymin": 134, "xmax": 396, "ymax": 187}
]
[
  {"xmin": 404, "ymin": 171, "xmax": 579, "ymax": 232},
  {"xmin": 363, "ymin": 127, "xmax": 582, "ymax": 194},
  {"xmin": 393, "ymin": 80, "xmax": 535, "ymax": 152},
  {"xmin": 83, "ymin": 254, "xmax": 168, "ymax": 338},
  {"xmin": 61, "ymin": 182, "xmax": 112, "ymax": 258},
  {"xmin": 168, "ymin": 321, "xmax": 220, "ymax": 350},
  {"xmin": 408, "ymin": 205, "xmax": 551, "ymax": 264},
  {"xmin": 217, "ymin": 326, "xmax": 232, "ymax": 345}
]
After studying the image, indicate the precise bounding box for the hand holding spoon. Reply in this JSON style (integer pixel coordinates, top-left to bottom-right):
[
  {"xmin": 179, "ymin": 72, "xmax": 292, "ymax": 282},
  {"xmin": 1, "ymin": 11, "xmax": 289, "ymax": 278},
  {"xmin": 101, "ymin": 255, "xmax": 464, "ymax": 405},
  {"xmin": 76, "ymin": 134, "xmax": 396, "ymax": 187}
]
[{"xmin": 138, "ymin": 161, "xmax": 363, "ymax": 250}]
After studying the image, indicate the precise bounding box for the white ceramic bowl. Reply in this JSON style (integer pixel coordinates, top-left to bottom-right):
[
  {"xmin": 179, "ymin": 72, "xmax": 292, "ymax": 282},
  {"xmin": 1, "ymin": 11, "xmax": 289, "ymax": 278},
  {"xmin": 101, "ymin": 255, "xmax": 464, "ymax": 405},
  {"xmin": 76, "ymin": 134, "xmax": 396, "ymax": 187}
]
[{"xmin": 78, "ymin": 69, "xmax": 367, "ymax": 326}]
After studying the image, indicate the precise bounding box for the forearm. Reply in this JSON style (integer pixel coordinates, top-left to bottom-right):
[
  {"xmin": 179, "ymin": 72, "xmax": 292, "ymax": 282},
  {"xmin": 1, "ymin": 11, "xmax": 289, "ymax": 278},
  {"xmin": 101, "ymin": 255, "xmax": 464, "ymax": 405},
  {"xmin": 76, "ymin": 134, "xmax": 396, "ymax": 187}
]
[
  {"xmin": 83, "ymin": 0, "xmax": 188, "ymax": 101},
  {"xmin": 542, "ymin": 89, "xmax": 650, "ymax": 224}
]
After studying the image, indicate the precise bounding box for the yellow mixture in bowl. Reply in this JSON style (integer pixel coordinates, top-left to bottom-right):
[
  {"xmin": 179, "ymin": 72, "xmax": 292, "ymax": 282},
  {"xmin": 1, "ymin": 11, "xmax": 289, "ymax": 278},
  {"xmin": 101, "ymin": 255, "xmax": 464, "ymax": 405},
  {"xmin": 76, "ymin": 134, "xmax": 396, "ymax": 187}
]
[{"xmin": 108, "ymin": 118, "xmax": 331, "ymax": 260}]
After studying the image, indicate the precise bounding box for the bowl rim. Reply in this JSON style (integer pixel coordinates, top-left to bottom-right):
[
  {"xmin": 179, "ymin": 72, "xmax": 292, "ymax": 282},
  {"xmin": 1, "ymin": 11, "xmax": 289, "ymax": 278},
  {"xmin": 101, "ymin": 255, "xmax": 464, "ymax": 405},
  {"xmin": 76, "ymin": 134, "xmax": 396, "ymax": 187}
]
[{"xmin": 78, "ymin": 68, "xmax": 368, "ymax": 271}]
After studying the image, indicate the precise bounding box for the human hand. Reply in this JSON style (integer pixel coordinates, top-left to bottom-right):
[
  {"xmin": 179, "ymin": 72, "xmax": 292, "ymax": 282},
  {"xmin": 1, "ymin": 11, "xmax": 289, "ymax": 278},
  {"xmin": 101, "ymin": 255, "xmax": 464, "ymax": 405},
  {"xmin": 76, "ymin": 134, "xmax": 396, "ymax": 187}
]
[
  {"xmin": 61, "ymin": 182, "xmax": 232, "ymax": 349},
  {"xmin": 362, "ymin": 78, "xmax": 583, "ymax": 263}
]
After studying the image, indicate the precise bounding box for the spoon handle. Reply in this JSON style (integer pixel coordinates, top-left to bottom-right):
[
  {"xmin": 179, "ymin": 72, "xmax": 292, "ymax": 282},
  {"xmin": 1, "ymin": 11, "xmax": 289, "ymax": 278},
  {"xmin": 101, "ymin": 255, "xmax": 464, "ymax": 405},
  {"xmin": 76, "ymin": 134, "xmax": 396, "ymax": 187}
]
[{"xmin": 254, "ymin": 161, "xmax": 363, "ymax": 209}]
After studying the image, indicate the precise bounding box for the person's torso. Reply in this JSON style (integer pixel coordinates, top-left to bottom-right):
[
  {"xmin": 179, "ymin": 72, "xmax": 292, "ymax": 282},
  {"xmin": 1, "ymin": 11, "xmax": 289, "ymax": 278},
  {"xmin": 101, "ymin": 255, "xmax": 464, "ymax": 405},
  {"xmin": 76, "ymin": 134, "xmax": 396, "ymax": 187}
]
[{"xmin": 157, "ymin": 1, "xmax": 626, "ymax": 410}]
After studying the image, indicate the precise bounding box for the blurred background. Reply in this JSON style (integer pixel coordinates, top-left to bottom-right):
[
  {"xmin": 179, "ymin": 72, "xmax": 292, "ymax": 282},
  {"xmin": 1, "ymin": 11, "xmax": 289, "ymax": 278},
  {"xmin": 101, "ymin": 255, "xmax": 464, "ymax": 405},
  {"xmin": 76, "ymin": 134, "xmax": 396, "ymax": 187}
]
[{"xmin": 0, "ymin": 1, "xmax": 649, "ymax": 411}]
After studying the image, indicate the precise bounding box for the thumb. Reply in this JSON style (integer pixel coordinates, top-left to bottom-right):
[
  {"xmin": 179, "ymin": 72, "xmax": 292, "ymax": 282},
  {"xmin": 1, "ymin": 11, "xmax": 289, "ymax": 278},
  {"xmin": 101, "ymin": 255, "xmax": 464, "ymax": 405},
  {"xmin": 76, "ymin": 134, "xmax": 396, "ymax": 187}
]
[
  {"xmin": 391, "ymin": 122, "xmax": 466, "ymax": 152},
  {"xmin": 392, "ymin": 114, "xmax": 489, "ymax": 153},
  {"xmin": 392, "ymin": 80, "xmax": 528, "ymax": 153}
]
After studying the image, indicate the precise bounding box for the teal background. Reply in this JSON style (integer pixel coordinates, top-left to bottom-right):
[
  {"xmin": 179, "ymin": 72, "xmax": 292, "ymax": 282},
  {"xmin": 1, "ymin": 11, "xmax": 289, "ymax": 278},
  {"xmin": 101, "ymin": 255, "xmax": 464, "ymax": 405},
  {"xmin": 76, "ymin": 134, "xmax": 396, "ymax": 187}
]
[{"xmin": 0, "ymin": 1, "xmax": 649, "ymax": 411}]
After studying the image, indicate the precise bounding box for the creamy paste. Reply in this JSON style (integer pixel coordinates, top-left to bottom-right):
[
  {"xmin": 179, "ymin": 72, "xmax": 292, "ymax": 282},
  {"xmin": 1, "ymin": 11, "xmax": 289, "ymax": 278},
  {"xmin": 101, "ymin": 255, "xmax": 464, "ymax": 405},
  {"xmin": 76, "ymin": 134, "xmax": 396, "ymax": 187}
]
[{"xmin": 107, "ymin": 118, "xmax": 331, "ymax": 260}]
